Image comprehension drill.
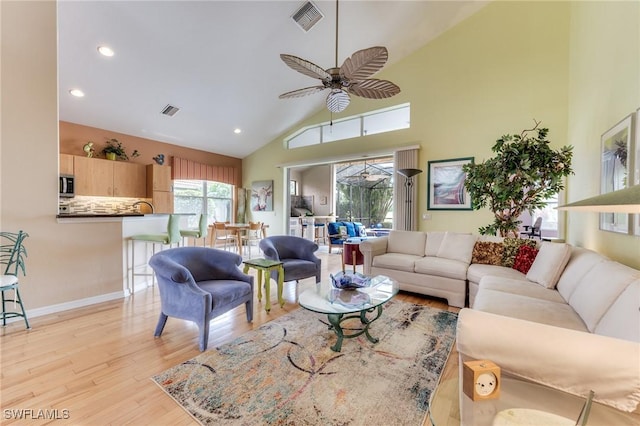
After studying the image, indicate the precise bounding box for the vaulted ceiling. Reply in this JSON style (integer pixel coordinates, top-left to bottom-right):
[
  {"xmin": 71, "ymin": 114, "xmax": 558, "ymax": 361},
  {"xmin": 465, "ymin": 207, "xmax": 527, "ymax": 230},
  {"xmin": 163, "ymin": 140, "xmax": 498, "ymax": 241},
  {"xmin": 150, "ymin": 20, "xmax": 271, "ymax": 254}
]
[{"xmin": 58, "ymin": 1, "xmax": 487, "ymax": 159}]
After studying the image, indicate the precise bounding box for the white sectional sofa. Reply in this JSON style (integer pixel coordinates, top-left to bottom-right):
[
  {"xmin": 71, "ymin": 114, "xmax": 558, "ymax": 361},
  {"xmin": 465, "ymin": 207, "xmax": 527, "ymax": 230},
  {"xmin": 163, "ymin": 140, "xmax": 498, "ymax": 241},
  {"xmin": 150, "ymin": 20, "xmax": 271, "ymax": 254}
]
[
  {"xmin": 360, "ymin": 230, "xmax": 640, "ymax": 421},
  {"xmin": 360, "ymin": 230, "xmax": 476, "ymax": 308},
  {"xmin": 457, "ymin": 245, "xmax": 640, "ymax": 422}
]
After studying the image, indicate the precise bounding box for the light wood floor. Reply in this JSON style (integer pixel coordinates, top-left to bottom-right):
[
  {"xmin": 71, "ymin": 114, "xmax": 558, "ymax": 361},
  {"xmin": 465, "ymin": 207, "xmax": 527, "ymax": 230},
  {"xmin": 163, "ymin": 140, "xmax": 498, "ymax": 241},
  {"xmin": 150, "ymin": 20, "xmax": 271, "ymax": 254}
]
[{"xmin": 0, "ymin": 247, "xmax": 460, "ymax": 425}]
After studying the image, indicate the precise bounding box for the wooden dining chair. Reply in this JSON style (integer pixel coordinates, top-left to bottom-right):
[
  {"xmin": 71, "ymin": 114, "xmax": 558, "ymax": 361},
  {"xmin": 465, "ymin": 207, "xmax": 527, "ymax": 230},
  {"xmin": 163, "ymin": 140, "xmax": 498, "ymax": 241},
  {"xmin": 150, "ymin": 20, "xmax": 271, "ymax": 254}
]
[
  {"xmin": 241, "ymin": 221, "xmax": 263, "ymax": 258},
  {"xmin": 211, "ymin": 222, "xmax": 238, "ymax": 251}
]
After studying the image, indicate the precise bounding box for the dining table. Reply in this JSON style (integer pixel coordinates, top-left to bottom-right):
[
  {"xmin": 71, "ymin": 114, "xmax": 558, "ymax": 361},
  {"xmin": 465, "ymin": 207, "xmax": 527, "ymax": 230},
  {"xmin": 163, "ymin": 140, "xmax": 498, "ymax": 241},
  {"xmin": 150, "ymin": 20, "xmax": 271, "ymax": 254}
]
[{"xmin": 221, "ymin": 223, "xmax": 269, "ymax": 253}]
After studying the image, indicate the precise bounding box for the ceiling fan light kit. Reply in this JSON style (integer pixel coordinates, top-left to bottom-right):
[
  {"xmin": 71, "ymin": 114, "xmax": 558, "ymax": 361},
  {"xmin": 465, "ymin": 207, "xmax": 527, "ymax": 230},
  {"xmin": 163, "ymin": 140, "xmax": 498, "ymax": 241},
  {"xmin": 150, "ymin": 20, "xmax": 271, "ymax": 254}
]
[{"xmin": 279, "ymin": 0, "xmax": 400, "ymax": 113}]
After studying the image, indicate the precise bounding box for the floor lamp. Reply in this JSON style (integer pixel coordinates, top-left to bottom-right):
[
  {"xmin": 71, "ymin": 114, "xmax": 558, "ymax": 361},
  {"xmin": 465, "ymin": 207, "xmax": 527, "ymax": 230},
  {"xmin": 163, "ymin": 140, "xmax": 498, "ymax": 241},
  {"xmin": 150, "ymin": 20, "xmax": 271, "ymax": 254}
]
[{"xmin": 397, "ymin": 168, "xmax": 423, "ymax": 230}]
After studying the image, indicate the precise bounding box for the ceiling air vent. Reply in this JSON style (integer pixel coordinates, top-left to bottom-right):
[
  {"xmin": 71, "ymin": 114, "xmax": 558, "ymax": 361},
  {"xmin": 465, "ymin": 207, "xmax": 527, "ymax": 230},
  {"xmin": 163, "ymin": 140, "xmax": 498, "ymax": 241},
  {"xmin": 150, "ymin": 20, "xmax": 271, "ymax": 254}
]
[
  {"xmin": 161, "ymin": 104, "xmax": 180, "ymax": 117},
  {"xmin": 292, "ymin": 1, "xmax": 323, "ymax": 33}
]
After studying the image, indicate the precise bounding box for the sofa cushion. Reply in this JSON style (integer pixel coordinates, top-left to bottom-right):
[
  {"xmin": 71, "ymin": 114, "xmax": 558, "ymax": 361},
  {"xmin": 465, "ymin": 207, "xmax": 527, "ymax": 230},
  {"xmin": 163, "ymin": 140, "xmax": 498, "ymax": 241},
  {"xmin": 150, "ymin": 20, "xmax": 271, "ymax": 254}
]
[
  {"xmin": 525, "ymin": 242, "xmax": 571, "ymax": 289},
  {"xmin": 425, "ymin": 231, "xmax": 447, "ymax": 256},
  {"xmin": 556, "ymin": 247, "xmax": 607, "ymax": 302},
  {"xmin": 327, "ymin": 221, "xmax": 345, "ymax": 242},
  {"xmin": 387, "ymin": 230, "xmax": 426, "ymax": 256},
  {"xmin": 471, "ymin": 241, "xmax": 504, "ymax": 265},
  {"xmin": 414, "ymin": 256, "xmax": 468, "ymax": 281},
  {"xmin": 467, "ymin": 263, "xmax": 528, "ymax": 285},
  {"xmin": 344, "ymin": 222, "xmax": 356, "ymax": 237},
  {"xmin": 371, "ymin": 252, "xmax": 421, "ymax": 273},
  {"xmin": 501, "ymin": 238, "xmax": 537, "ymax": 267},
  {"xmin": 479, "ymin": 276, "xmax": 567, "ymax": 304},
  {"xmin": 594, "ymin": 279, "xmax": 640, "ymax": 342},
  {"xmin": 473, "ymin": 289, "xmax": 588, "ymax": 332},
  {"xmin": 569, "ymin": 261, "xmax": 639, "ymax": 332},
  {"xmin": 512, "ymin": 245, "xmax": 539, "ymax": 274},
  {"xmin": 477, "ymin": 235, "xmax": 504, "ymax": 243},
  {"xmin": 436, "ymin": 232, "xmax": 477, "ymax": 264}
]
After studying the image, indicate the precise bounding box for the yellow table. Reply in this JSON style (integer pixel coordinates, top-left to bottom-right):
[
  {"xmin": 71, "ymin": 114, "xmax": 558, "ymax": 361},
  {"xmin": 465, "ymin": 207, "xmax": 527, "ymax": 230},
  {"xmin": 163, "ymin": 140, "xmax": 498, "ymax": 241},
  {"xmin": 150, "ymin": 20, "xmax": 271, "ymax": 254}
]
[{"xmin": 242, "ymin": 258, "xmax": 284, "ymax": 312}]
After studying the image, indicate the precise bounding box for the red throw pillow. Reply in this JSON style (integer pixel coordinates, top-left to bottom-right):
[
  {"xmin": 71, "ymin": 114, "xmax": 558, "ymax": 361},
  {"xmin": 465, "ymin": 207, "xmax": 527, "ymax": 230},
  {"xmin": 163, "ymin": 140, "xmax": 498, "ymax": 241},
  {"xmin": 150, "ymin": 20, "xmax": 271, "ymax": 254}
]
[{"xmin": 512, "ymin": 245, "xmax": 539, "ymax": 274}]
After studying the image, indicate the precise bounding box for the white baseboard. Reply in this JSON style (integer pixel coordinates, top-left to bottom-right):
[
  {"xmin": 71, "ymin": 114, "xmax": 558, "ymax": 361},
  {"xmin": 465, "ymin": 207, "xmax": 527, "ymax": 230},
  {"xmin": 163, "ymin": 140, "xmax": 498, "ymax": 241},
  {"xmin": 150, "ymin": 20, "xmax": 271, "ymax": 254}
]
[{"xmin": 24, "ymin": 291, "xmax": 125, "ymax": 320}]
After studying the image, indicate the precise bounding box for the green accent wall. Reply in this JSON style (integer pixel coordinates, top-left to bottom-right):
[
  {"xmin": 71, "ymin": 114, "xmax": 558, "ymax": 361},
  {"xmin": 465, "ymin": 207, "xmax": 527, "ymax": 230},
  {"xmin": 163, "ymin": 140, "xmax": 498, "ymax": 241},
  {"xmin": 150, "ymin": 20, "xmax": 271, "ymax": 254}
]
[
  {"xmin": 566, "ymin": 1, "xmax": 640, "ymax": 268},
  {"xmin": 244, "ymin": 1, "xmax": 639, "ymax": 269}
]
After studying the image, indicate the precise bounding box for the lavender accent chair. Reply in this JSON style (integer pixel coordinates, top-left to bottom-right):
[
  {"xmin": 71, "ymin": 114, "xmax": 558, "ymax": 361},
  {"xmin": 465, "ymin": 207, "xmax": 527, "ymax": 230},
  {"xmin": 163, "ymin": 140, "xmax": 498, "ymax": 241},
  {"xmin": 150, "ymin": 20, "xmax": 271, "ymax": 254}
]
[
  {"xmin": 149, "ymin": 247, "xmax": 254, "ymax": 351},
  {"xmin": 259, "ymin": 236, "xmax": 321, "ymax": 283}
]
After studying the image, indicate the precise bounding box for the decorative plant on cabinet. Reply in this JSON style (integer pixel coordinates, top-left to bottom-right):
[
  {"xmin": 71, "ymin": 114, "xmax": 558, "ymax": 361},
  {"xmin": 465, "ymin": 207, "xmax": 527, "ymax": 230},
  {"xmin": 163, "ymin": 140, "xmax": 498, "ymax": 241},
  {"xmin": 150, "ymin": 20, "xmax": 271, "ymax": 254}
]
[
  {"xmin": 462, "ymin": 120, "xmax": 574, "ymax": 237},
  {"xmin": 101, "ymin": 138, "xmax": 140, "ymax": 161}
]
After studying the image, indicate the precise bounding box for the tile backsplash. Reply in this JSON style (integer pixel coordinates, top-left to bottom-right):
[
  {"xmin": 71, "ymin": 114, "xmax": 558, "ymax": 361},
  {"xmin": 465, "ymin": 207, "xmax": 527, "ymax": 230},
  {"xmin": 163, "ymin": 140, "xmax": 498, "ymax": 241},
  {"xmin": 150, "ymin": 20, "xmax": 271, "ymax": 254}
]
[{"xmin": 59, "ymin": 196, "xmax": 152, "ymax": 215}]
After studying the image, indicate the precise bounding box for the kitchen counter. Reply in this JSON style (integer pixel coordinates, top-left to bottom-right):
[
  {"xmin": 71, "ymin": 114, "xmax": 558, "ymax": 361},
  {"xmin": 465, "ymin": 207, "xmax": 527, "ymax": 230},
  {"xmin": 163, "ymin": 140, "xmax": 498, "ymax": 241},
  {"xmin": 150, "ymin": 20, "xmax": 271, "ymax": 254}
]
[{"xmin": 57, "ymin": 213, "xmax": 145, "ymax": 218}]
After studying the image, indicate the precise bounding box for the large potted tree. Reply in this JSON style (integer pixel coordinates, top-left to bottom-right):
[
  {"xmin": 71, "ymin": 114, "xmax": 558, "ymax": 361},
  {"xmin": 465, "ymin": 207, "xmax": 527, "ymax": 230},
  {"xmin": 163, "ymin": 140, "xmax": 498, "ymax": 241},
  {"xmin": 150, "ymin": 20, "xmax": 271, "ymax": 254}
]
[{"xmin": 462, "ymin": 121, "xmax": 574, "ymax": 237}]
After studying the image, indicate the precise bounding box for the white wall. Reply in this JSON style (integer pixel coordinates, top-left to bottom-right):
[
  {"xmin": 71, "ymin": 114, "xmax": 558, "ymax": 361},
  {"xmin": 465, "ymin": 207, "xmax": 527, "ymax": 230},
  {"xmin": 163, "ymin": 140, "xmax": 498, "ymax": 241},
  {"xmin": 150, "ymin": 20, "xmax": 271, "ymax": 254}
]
[
  {"xmin": 301, "ymin": 165, "xmax": 332, "ymax": 216},
  {"xmin": 1, "ymin": 1, "xmax": 124, "ymax": 313},
  {"xmin": 566, "ymin": 1, "xmax": 640, "ymax": 268}
]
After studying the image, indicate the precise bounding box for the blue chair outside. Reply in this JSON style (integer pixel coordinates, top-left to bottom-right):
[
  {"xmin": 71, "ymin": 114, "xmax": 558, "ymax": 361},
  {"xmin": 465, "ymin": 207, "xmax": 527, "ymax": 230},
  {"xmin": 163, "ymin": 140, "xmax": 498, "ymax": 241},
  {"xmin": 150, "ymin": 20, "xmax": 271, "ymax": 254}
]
[
  {"xmin": 149, "ymin": 247, "xmax": 254, "ymax": 351},
  {"xmin": 327, "ymin": 221, "xmax": 366, "ymax": 253},
  {"xmin": 259, "ymin": 235, "xmax": 321, "ymax": 283},
  {"xmin": 1, "ymin": 230, "xmax": 30, "ymax": 329}
]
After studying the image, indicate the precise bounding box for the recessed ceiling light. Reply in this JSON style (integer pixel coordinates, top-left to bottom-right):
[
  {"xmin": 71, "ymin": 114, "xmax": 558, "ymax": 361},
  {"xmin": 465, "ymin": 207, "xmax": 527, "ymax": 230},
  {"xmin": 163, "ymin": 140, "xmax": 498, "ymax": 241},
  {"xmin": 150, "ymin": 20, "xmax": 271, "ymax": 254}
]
[
  {"xmin": 97, "ymin": 45, "xmax": 114, "ymax": 57},
  {"xmin": 234, "ymin": 128, "xmax": 242, "ymax": 134},
  {"xmin": 69, "ymin": 89, "xmax": 85, "ymax": 98}
]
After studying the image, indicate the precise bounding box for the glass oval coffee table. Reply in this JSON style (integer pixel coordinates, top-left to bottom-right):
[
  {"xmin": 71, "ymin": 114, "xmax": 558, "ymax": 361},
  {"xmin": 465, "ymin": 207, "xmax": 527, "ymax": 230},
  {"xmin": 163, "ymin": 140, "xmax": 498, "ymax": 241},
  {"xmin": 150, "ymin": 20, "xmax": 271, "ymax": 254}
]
[{"xmin": 298, "ymin": 275, "xmax": 398, "ymax": 352}]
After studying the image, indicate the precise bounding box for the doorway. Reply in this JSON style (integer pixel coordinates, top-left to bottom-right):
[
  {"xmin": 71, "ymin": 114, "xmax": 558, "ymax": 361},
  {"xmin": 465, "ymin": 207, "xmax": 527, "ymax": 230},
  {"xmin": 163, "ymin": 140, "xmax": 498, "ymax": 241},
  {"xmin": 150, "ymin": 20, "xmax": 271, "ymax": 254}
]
[{"xmin": 334, "ymin": 158, "xmax": 395, "ymax": 227}]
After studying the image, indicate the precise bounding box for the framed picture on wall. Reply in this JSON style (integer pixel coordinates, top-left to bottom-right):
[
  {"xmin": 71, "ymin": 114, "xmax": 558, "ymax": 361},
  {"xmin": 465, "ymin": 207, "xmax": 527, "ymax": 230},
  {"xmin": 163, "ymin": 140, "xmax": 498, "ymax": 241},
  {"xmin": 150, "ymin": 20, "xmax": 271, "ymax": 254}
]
[
  {"xmin": 251, "ymin": 180, "xmax": 274, "ymax": 212},
  {"xmin": 634, "ymin": 108, "xmax": 640, "ymax": 236},
  {"xmin": 427, "ymin": 157, "xmax": 474, "ymax": 210},
  {"xmin": 600, "ymin": 114, "xmax": 633, "ymax": 234}
]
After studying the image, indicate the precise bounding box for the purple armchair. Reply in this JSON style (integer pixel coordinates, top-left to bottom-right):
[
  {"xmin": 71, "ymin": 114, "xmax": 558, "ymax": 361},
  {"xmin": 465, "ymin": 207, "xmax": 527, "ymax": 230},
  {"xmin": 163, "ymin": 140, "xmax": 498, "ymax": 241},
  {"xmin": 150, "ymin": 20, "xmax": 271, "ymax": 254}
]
[
  {"xmin": 259, "ymin": 235, "xmax": 321, "ymax": 283},
  {"xmin": 149, "ymin": 247, "xmax": 253, "ymax": 351}
]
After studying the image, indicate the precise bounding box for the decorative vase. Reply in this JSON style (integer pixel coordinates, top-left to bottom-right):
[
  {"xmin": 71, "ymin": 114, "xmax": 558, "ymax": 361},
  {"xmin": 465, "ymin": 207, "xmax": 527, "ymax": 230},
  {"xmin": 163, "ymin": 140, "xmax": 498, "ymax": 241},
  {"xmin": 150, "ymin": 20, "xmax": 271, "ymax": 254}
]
[{"xmin": 106, "ymin": 152, "xmax": 116, "ymax": 161}]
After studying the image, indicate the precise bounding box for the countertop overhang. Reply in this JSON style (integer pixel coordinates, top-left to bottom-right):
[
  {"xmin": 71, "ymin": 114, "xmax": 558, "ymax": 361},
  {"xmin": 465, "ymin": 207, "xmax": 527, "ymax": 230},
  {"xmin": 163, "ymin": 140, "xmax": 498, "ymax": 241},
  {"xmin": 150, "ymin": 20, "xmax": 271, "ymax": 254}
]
[
  {"xmin": 56, "ymin": 213, "xmax": 193, "ymax": 224},
  {"xmin": 56, "ymin": 213, "xmax": 145, "ymax": 218}
]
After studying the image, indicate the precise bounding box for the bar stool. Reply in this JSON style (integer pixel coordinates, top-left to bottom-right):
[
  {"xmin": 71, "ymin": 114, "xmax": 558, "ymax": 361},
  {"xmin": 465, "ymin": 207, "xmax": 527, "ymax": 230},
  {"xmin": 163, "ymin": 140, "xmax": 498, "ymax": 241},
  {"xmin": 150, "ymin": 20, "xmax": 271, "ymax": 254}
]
[
  {"xmin": 129, "ymin": 214, "xmax": 180, "ymax": 293},
  {"xmin": 314, "ymin": 222, "xmax": 327, "ymax": 245},
  {"xmin": 180, "ymin": 214, "xmax": 208, "ymax": 246},
  {"xmin": 0, "ymin": 230, "xmax": 30, "ymax": 329}
]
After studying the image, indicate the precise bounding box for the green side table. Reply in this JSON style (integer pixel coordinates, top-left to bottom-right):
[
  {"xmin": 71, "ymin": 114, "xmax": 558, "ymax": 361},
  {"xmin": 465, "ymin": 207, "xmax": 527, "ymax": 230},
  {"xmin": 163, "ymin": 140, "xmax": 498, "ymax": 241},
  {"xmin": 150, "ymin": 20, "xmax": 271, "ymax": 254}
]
[{"xmin": 242, "ymin": 258, "xmax": 284, "ymax": 312}]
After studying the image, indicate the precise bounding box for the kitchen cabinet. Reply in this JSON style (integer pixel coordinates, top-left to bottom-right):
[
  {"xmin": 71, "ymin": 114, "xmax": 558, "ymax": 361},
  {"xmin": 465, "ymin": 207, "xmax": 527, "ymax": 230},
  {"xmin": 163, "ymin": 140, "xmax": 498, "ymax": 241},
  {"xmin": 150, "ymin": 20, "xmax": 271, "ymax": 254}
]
[
  {"xmin": 74, "ymin": 156, "xmax": 113, "ymax": 196},
  {"xmin": 60, "ymin": 154, "xmax": 74, "ymax": 175},
  {"xmin": 147, "ymin": 164, "xmax": 173, "ymax": 213},
  {"xmin": 74, "ymin": 156, "xmax": 146, "ymax": 198},
  {"xmin": 147, "ymin": 164, "xmax": 172, "ymax": 191},
  {"xmin": 114, "ymin": 162, "xmax": 146, "ymax": 197}
]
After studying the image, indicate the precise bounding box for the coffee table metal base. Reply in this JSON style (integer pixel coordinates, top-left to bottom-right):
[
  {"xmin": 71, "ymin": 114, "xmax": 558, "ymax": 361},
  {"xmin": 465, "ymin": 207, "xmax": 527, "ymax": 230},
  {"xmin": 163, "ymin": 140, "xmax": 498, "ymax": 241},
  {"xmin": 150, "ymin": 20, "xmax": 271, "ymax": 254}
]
[{"xmin": 326, "ymin": 305, "xmax": 383, "ymax": 352}]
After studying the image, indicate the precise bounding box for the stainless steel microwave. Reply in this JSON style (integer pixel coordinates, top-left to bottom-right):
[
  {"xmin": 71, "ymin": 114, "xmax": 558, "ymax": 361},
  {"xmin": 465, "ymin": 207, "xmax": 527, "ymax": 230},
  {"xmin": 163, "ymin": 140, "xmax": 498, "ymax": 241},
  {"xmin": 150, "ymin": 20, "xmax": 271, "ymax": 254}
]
[{"xmin": 60, "ymin": 175, "xmax": 75, "ymax": 197}]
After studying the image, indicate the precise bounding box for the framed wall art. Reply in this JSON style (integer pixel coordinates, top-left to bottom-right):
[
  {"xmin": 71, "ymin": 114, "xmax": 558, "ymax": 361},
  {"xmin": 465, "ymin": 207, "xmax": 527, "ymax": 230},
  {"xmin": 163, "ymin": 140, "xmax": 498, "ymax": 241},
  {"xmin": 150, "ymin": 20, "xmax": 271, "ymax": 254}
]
[
  {"xmin": 251, "ymin": 180, "xmax": 273, "ymax": 212},
  {"xmin": 600, "ymin": 114, "xmax": 633, "ymax": 234},
  {"xmin": 634, "ymin": 108, "xmax": 640, "ymax": 236},
  {"xmin": 427, "ymin": 157, "xmax": 474, "ymax": 210}
]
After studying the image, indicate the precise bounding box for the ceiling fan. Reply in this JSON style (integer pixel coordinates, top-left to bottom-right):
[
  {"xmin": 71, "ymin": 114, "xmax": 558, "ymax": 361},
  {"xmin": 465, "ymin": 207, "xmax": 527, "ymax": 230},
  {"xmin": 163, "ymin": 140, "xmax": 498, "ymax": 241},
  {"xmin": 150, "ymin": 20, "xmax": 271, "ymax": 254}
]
[
  {"xmin": 344, "ymin": 163, "xmax": 389, "ymax": 182},
  {"xmin": 279, "ymin": 0, "xmax": 401, "ymax": 113}
]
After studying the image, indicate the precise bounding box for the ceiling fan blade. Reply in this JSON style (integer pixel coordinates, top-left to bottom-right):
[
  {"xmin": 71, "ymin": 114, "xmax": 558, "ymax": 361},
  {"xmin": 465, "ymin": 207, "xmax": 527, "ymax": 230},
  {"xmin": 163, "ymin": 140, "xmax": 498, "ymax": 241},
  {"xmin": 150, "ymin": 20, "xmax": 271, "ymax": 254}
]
[
  {"xmin": 348, "ymin": 79, "xmax": 401, "ymax": 99},
  {"xmin": 280, "ymin": 54, "xmax": 331, "ymax": 81},
  {"xmin": 340, "ymin": 46, "xmax": 388, "ymax": 81},
  {"xmin": 326, "ymin": 90, "xmax": 350, "ymax": 113},
  {"xmin": 366, "ymin": 174, "xmax": 388, "ymax": 181},
  {"xmin": 279, "ymin": 86, "xmax": 326, "ymax": 99}
]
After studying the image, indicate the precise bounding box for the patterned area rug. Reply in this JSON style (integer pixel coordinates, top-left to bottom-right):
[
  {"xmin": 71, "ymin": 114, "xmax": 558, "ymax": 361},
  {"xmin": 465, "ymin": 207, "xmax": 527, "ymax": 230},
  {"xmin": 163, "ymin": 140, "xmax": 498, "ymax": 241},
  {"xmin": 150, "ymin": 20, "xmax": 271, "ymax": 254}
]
[{"xmin": 152, "ymin": 299, "xmax": 458, "ymax": 425}]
